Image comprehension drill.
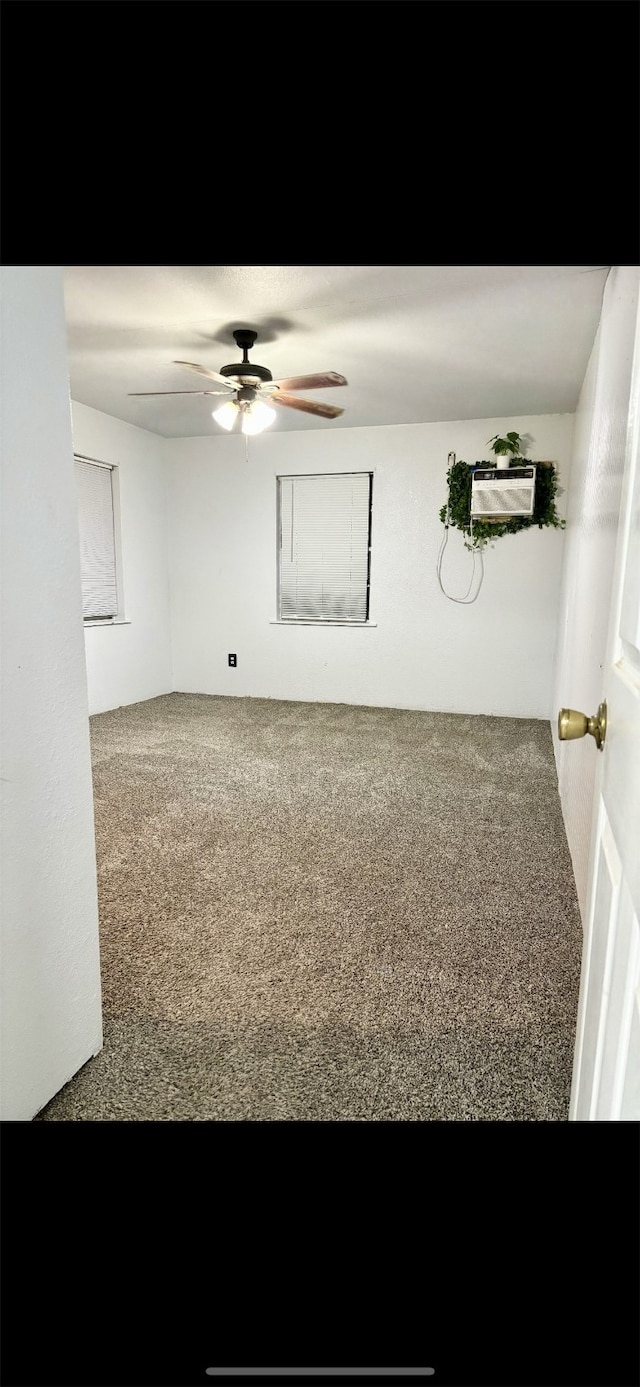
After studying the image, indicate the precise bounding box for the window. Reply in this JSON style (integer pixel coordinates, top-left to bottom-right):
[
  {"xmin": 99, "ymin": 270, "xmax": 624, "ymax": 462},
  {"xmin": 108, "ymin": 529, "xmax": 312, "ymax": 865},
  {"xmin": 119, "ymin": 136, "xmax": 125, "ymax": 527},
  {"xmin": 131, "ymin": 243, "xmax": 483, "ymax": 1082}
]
[
  {"xmin": 278, "ymin": 472, "xmax": 373, "ymax": 623},
  {"xmin": 74, "ymin": 455, "xmax": 119, "ymax": 621}
]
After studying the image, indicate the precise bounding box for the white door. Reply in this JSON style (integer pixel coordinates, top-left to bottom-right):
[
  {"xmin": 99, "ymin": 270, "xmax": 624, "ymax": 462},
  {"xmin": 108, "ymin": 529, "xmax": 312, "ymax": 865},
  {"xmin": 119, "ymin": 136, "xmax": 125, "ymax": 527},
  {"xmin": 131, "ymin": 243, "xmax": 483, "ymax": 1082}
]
[{"xmin": 569, "ymin": 298, "xmax": 640, "ymax": 1121}]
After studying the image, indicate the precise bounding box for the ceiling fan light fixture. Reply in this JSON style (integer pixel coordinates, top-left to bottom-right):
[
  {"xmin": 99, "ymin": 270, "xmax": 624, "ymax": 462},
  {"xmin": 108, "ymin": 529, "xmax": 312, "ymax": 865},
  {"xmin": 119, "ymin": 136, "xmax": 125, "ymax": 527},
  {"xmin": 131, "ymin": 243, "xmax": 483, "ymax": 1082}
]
[
  {"xmin": 212, "ymin": 400, "xmax": 239, "ymax": 430},
  {"xmin": 241, "ymin": 400, "xmax": 277, "ymax": 436}
]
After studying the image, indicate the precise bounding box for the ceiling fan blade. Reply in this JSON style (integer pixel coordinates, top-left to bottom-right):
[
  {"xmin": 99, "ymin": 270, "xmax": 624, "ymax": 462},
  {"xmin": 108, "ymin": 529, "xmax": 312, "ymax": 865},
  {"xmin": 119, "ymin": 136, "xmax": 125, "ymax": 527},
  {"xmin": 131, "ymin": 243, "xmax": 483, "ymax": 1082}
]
[
  {"xmin": 128, "ymin": 389, "xmax": 232, "ymax": 397},
  {"xmin": 271, "ymin": 393, "xmax": 344, "ymax": 419},
  {"xmin": 270, "ymin": 371, "xmax": 347, "ymax": 392},
  {"xmin": 173, "ymin": 360, "xmax": 237, "ymax": 389}
]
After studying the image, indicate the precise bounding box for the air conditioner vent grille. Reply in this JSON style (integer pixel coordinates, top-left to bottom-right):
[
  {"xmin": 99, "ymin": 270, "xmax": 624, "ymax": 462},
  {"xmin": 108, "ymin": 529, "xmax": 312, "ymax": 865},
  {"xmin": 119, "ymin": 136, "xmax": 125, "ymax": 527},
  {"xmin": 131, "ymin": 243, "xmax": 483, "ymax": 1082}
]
[
  {"xmin": 471, "ymin": 467, "xmax": 537, "ymax": 518},
  {"xmin": 471, "ymin": 485, "xmax": 536, "ymax": 516}
]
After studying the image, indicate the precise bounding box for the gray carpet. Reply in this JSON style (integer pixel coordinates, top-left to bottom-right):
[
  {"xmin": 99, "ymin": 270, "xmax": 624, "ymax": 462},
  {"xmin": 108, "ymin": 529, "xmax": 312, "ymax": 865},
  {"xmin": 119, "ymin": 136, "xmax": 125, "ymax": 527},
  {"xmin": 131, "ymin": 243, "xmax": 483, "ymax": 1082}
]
[{"xmin": 36, "ymin": 693, "xmax": 582, "ymax": 1121}]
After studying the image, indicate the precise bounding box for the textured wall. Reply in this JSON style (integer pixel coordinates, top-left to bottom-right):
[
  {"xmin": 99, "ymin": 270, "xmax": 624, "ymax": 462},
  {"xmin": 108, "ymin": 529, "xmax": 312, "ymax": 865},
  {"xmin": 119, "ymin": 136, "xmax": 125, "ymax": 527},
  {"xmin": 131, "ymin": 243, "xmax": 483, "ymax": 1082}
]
[
  {"xmin": 72, "ymin": 403, "xmax": 172, "ymax": 715},
  {"xmin": 167, "ymin": 413, "xmax": 574, "ymax": 718},
  {"xmin": 1, "ymin": 269, "xmax": 103, "ymax": 1120},
  {"xmin": 552, "ymin": 267, "xmax": 640, "ymax": 916}
]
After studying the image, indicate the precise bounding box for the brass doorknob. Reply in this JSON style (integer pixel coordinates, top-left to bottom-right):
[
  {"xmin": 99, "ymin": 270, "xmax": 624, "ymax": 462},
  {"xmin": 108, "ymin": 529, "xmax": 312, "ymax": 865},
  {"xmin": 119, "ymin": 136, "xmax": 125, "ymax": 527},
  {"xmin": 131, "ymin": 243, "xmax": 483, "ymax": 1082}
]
[{"xmin": 558, "ymin": 701, "xmax": 607, "ymax": 750}]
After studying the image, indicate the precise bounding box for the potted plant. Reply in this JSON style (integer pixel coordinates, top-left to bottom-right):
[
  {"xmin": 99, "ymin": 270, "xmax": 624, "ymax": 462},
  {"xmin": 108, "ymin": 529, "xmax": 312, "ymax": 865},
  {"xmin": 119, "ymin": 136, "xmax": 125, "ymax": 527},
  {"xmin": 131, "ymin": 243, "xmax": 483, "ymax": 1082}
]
[{"xmin": 487, "ymin": 430, "xmax": 524, "ymax": 470}]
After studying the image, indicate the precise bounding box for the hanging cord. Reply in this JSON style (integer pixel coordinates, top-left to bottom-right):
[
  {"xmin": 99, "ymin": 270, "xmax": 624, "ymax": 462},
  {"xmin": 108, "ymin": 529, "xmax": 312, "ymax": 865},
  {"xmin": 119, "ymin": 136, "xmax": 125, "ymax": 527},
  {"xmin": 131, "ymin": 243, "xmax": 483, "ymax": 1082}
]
[{"xmin": 436, "ymin": 451, "xmax": 486, "ymax": 603}]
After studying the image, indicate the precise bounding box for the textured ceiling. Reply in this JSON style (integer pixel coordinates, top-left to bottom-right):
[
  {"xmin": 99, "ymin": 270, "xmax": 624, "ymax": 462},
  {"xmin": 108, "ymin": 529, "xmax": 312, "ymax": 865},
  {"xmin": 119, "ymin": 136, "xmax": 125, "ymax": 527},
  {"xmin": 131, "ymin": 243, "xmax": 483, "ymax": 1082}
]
[{"xmin": 63, "ymin": 265, "xmax": 609, "ymax": 438}]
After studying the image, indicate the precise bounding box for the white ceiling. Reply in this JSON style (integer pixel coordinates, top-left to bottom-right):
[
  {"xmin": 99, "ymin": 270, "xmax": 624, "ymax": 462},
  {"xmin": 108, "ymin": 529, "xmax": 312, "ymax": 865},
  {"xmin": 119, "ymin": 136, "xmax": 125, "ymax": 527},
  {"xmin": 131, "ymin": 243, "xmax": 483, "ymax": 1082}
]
[{"xmin": 63, "ymin": 265, "xmax": 609, "ymax": 439}]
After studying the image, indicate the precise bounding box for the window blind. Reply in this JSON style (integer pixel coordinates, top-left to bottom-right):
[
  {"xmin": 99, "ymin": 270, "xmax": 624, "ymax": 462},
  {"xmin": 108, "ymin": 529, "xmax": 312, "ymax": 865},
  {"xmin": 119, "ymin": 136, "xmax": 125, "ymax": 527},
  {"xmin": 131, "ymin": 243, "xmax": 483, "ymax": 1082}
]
[
  {"xmin": 279, "ymin": 472, "xmax": 372, "ymax": 621},
  {"xmin": 74, "ymin": 458, "xmax": 118, "ymax": 618}
]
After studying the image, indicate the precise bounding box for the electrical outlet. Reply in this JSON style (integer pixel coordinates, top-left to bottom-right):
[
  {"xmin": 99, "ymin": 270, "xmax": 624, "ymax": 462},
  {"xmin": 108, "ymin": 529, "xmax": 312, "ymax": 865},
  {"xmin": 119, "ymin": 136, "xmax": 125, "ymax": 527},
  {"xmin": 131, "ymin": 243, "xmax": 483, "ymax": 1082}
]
[{"xmin": 228, "ymin": 653, "xmax": 237, "ymax": 667}]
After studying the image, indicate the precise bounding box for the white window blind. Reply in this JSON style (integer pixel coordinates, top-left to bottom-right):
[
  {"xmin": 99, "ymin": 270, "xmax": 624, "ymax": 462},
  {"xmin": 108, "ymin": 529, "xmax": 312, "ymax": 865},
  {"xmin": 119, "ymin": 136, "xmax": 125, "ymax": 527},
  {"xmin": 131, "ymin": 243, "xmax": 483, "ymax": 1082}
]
[
  {"xmin": 279, "ymin": 472, "xmax": 372, "ymax": 622},
  {"xmin": 74, "ymin": 458, "xmax": 118, "ymax": 619}
]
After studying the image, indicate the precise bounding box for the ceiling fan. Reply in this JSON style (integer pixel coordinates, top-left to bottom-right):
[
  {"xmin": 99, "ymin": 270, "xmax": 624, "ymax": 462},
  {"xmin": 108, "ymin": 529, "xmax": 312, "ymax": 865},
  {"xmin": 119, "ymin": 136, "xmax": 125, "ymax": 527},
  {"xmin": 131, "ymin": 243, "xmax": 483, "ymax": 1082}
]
[{"xmin": 129, "ymin": 328, "xmax": 348, "ymax": 434}]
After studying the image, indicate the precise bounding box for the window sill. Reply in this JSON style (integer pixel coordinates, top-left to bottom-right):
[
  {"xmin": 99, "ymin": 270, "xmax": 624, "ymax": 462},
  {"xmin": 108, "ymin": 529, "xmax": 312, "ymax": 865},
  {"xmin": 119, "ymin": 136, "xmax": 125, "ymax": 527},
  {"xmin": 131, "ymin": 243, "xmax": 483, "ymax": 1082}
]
[
  {"xmin": 83, "ymin": 618, "xmax": 131, "ymax": 628},
  {"xmin": 270, "ymin": 620, "xmax": 377, "ymax": 627}
]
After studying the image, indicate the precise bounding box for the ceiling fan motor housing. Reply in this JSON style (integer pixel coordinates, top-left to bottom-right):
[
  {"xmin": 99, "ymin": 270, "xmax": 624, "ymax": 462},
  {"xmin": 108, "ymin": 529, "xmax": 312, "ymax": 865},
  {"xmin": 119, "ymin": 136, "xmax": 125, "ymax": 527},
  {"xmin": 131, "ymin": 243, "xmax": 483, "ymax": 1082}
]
[{"xmin": 220, "ymin": 328, "xmax": 273, "ymax": 385}]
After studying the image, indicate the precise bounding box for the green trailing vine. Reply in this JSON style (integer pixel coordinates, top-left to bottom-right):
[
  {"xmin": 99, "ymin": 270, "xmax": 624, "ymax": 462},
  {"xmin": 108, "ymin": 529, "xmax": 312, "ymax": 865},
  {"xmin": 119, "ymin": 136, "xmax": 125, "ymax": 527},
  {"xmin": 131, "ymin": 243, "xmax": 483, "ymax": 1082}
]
[{"xmin": 439, "ymin": 457, "xmax": 566, "ymax": 550}]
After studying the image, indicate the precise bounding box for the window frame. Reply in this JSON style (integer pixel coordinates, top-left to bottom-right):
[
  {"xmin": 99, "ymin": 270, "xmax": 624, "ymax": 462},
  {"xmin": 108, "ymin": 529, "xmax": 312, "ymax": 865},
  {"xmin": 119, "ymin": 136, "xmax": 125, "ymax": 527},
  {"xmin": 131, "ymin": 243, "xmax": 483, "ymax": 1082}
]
[
  {"xmin": 276, "ymin": 470, "xmax": 374, "ymax": 626},
  {"xmin": 74, "ymin": 453, "xmax": 126, "ymax": 626}
]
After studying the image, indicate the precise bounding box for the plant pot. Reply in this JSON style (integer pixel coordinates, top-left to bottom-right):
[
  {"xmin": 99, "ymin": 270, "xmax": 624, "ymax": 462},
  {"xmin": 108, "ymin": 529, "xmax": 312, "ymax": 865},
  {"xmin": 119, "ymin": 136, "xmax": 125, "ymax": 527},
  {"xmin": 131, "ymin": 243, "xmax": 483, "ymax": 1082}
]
[{"xmin": 496, "ymin": 455, "xmax": 514, "ymax": 470}]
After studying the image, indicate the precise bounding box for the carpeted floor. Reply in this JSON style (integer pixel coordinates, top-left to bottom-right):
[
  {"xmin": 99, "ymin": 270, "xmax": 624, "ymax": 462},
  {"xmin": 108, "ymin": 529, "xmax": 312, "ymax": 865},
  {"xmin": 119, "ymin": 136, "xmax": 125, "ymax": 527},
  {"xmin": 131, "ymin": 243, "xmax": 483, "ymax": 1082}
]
[{"xmin": 36, "ymin": 693, "xmax": 582, "ymax": 1121}]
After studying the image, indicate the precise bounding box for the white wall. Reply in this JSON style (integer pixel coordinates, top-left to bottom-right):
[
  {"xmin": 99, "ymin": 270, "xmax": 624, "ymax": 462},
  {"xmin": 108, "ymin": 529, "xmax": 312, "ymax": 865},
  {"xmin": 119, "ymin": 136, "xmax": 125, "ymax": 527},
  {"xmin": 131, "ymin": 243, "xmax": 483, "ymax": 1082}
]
[
  {"xmin": 72, "ymin": 402, "xmax": 172, "ymax": 715},
  {"xmin": 1, "ymin": 268, "xmax": 103, "ymax": 1121},
  {"xmin": 167, "ymin": 413, "xmax": 574, "ymax": 718},
  {"xmin": 552, "ymin": 266, "xmax": 640, "ymax": 916}
]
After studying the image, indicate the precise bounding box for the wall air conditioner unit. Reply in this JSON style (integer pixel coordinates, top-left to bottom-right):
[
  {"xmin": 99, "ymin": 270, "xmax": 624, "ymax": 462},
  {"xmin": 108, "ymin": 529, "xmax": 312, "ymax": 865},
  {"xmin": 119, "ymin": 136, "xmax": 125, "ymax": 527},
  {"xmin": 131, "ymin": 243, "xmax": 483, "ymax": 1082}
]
[{"xmin": 470, "ymin": 465, "xmax": 537, "ymax": 519}]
